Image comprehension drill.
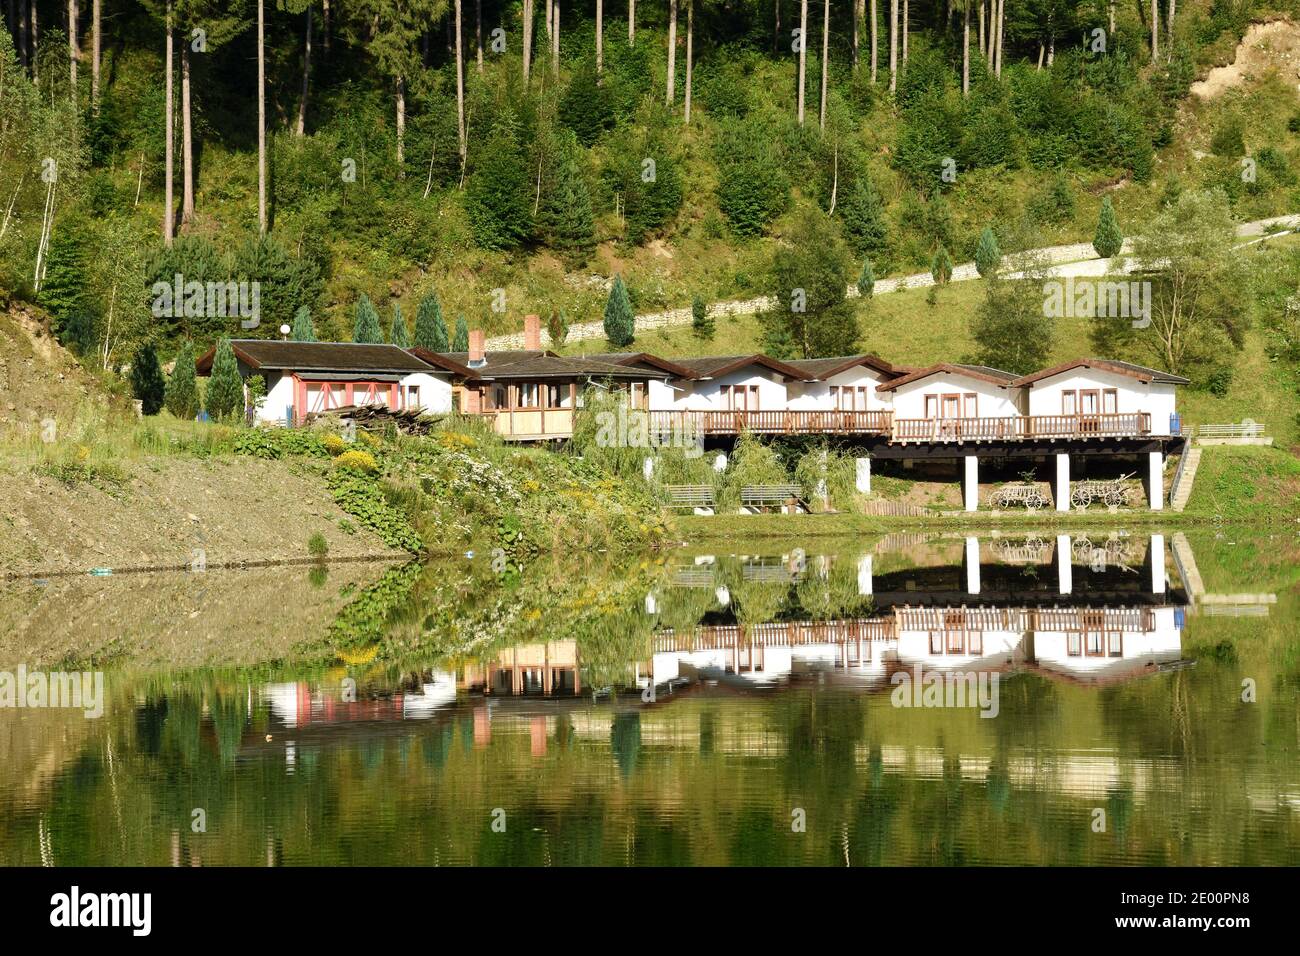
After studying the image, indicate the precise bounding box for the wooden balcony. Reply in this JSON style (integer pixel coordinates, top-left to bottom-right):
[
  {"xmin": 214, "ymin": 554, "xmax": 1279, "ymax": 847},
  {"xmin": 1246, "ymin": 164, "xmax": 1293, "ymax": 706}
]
[
  {"xmin": 891, "ymin": 413, "xmax": 1151, "ymax": 443},
  {"xmin": 647, "ymin": 409, "xmax": 893, "ymax": 436},
  {"xmin": 482, "ymin": 407, "xmax": 575, "ymax": 440}
]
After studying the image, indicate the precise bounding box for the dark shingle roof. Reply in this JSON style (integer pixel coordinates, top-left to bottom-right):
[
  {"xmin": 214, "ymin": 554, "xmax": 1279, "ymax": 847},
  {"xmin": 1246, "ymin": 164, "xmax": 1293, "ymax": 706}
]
[
  {"xmin": 195, "ymin": 339, "xmax": 438, "ymax": 375},
  {"xmin": 875, "ymin": 362, "xmax": 1020, "ymax": 392},
  {"xmin": 782, "ymin": 354, "xmax": 897, "ymax": 380}
]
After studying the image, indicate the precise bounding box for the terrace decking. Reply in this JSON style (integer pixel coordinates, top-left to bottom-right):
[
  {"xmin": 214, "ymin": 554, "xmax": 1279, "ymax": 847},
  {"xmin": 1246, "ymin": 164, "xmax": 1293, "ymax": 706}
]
[{"xmin": 480, "ymin": 408, "xmax": 1156, "ymax": 443}]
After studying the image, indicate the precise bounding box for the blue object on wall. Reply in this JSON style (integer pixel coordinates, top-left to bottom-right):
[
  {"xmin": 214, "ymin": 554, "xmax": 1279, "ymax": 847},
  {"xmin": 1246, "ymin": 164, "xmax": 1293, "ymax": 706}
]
[{"xmin": 1169, "ymin": 412, "xmax": 1182, "ymax": 435}]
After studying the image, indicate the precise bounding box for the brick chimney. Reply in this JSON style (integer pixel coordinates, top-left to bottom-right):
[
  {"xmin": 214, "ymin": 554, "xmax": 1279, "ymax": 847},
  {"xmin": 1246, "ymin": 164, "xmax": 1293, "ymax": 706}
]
[
  {"xmin": 523, "ymin": 313, "xmax": 541, "ymax": 351},
  {"xmin": 468, "ymin": 329, "xmax": 486, "ymax": 367}
]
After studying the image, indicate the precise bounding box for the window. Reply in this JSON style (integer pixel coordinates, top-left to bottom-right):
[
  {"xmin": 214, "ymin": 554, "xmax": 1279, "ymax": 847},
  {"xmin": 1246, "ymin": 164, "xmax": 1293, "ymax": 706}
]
[
  {"xmin": 941, "ymin": 394, "xmax": 961, "ymax": 419},
  {"xmin": 729, "ymin": 384, "xmax": 759, "ymax": 411},
  {"xmin": 1067, "ymin": 633, "xmax": 1082, "ymax": 657},
  {"xmin": 1107, "ymin": 632, "xmax": 1123, "ymax": 657},
  {"xmin": 1102, "ymin": 388, "xmax": 1118, "ymax": 414},
  {"xmin": 1080, "ymin": 390, "xmax": 1100, "ymax": 415},
  {"xmin": 519, "ymin": 383, "xmax": 540, "ymax": 409},
  {"xmin": 963, "ymin": 393, "xmax": 978, "ymax": 417},
  {"xmin": 405, "ymin": 385, "xmax": 420, "ymax": 410},
  {"xmin": 924, "ymin": 395, "xmax": 940, "ymax": 419},
  {"xmin": 1062, "ymin": 390, "xmax": 1078, "ymax": 415},
  {"xmin": 492, "ymin": 385, "xmax": 507, "ymax": 410},
  {"xmin": 1085, "ymin": 631, "xmax": 1105, "ymax": 657}
]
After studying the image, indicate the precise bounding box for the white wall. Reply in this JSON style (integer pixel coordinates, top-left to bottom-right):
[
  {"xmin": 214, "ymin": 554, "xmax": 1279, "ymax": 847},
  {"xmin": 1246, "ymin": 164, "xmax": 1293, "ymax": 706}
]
[
  {"xmin": 675, "ymin": 367, "xmax": 790, "ymax": 411},
  {"xmin": 787, "ymin": 367, "xmax": 891, "ymax": 411},
  {"xmin": 258, "ymin": 371, "xmax": 296, "ymax": 424},
  {"xmin": 888, "ymin": 374, "xmax": 1022, "ymax": 419},
  {"xmin": 399, "ymin": 371, "xmax": 453, "ymax": 413},
  {"xmin": 1024, "ymin": 369, "xmax": 1178, "ymax": 435}
]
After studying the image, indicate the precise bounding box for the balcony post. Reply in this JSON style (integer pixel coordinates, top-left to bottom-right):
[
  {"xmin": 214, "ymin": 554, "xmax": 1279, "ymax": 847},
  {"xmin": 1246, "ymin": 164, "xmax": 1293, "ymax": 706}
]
[
  {"xmin": 1147, "ymin": 450, "xmax": 1163, "ymax": 510},
  {"xmin": 1057, "ymin": 534, "xmax": 1073, "ymax": 595},
  {"xmin": 965, "ymin": 536, "xmax": 981, "ymax": 595},
  {"xmin": 1150, "ymin": 533, "xmax": 1166, "ymax": 594},
  {"xmin": 855, "ymin": 457, "xmax": 871, "ymax": 494},
  {"xmin": 1055, "ymin": 452, "xmax": 1070, "ymax": 512},
  {"xmin": 963, "ymin": 455, "xmax": 979, "ymax": 512}
]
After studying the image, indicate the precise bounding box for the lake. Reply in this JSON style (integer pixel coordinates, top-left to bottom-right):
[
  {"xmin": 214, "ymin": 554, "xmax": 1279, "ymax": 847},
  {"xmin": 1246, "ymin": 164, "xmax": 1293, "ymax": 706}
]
[{"xmin": 1, "ymin": 528, "xmax": 1297, "ymax": 865}]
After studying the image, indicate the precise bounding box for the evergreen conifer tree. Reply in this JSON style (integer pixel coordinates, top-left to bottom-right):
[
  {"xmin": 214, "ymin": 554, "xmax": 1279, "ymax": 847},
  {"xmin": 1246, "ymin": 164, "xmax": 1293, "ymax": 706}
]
[
  {"xmin": 164, "ymin": 341, "xmax": 200, "ymax": 420},
  {"xmin": 1093, "ymin": 197, "xmax": 1124, "ymax": 259},
  {"xmin": 604, "ymin": 275, "xmax": 635, "ymax": 347},
  {"xmin": 389, "ymin": 303, "xmax": 411, "ymax": 347},
  {"xmin": 414, "ymin": 293, "xmax": 449, "ymax": 351},
  {"xmin": 857, "ymin": 259, "xmax": 875, "ymax": 298},
  {"xmin": 975, "ymin": 227, "xmax": 1001, "ymax": 278},
  {"xmin": 130, "ymin": 344, "xmax": 166, "ymax": 416},
  {"xmin": 353, "ymin": 294, "xmax": 384, "ymax": 344},
  {"xmin": 205, "ymin": 338, "xmax": 245, "ymax": 420},
  {"xmin": 932, "ymin": 246, "xmax": 954, "ymax": 285},
  {"xmin": 452, "ymin": 315, "xmax": 470, "ymax": 352},
  {"xmin": 290, "ymin": 305, "xmax": 317, "ymax": 342},
  {"xmin": 692, "ymin": 295, "xmax": 714, "ymax": 339}
]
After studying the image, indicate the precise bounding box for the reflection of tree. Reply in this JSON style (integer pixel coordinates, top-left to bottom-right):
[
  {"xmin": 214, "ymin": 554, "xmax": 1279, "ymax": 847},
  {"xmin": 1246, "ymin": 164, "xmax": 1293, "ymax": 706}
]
[{"xmin": 611, "ymin": 712, "xmax": 642, "ymax": 779}]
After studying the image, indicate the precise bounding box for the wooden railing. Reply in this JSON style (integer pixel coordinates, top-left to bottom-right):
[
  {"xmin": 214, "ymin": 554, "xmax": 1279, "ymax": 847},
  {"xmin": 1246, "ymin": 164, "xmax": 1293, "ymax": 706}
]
[
  {"xmin": 652, "ymin": 619, "xmax": 893, "ymax": 653},
  {"xmin": 647, "ymin": 409, "xmax": 892, "ymax": 435},
  {"xmin": 481, "ymin": 407, "xmax": 576, "ymax": 439},
  {"xmin": 891, "ymin": 413, "xmax": 1151, "ymax": 443}
]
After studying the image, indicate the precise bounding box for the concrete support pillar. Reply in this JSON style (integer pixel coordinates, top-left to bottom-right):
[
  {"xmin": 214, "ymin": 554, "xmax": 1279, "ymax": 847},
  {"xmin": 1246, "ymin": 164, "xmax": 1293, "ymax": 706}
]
[
  {"xmin": 963, "ymin": 455, "xmax": 979, "ymax": 512},
  {"xmin": 857, "ymin": 554, "xmax": 873, "ymax": 595},
  {"xmin": 1055, "ymin": 453, "xmax": 1070, "ymax": 512},
  {"xmin": 1057, "ymin": 534, "xmax": 1073, "ymax": 595},
  {"xmin": 1150, "ymin": 533, "xmax": 1166, "ymax": 594},
  {"xmin": 855, "ymin": 457, "xmax": 871, "ymax": 494},
  {"xmin": 1147, "ymin": 451, "xmax": 1164, "ymax": 510},
  {"xmin": 965, "ymin": 537, "xmax": 981, "ymax": 595}
]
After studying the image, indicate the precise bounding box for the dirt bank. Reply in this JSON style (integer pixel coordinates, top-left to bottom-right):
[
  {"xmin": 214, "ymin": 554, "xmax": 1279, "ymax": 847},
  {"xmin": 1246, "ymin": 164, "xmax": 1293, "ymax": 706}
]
[{"xmin": 0, "ymin": 455, "xmax": 405, "ymax": 576}]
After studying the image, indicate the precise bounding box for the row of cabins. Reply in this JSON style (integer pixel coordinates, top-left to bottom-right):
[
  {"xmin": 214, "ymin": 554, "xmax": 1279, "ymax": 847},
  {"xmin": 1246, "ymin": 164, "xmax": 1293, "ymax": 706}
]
[{"xmin": 198, "ymin": 313, "xmax": 1188, "ymax": 509}]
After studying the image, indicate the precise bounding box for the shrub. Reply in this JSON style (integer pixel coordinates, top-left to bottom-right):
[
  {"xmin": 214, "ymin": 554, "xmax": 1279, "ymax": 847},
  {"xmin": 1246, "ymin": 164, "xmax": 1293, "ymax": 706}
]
[
  {"xmin": 322, "ymin": 433, "xmax": 348, "ymax": 456},
  {"xmin": 1093, "ymin": 196, "xmax": 1124, "ymax": 259},
  {"xmin": 334, "ymin": 449, "xmax": 379, "ymax": 474},
  {"xmin": 604, "ymin": 275, "xmax": 635, "ymax": 347},
  {"xmin": 975, "ymin": 227, "xmax": 1001, "ymax": 278},
  {"xmin": 205, "ymin": 339, "xmax": 244, "ymax": 420},
  {"xmin": 307, "ymin": 532, "xmax": 329, "ymax": 559},
  {"xmin": 691, "ymin": 295, "xmax": 714, "ymax": 339},
  {"xmin": 164, "ymin": 341, "xmax": 200, "ymax": 420},
  {"xmin": 129, "ymin": 344, "xmax": 166, "ymax": 415}
]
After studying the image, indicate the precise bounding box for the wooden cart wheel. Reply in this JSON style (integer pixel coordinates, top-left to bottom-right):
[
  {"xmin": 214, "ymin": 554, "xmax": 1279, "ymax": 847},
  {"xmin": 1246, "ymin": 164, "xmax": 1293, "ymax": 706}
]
[
  {"xmin": 1104, "ymin": 487, "xmax": 1125, "ymax": 507},
  {"xmin": 1071, "ymin": 487, "xmax": 1091, "ymax": 509},
  {"xmin": 1026, "ymin": 492, "xmax": 1044, "ymax": 512}
]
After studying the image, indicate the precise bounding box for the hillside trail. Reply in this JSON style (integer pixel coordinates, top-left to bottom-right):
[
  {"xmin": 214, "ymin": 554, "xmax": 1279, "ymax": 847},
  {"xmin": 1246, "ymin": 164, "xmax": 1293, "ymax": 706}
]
[{"xmin": 488, "ymin": 213, "xmax": 1300, "ymax": 350}]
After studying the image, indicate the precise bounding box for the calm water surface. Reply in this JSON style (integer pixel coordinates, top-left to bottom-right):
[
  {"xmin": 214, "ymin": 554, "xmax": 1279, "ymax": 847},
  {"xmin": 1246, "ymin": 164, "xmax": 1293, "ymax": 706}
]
[{"xmin": 1, "ymin": 529, "xmax": 1297, "ymax": 866}]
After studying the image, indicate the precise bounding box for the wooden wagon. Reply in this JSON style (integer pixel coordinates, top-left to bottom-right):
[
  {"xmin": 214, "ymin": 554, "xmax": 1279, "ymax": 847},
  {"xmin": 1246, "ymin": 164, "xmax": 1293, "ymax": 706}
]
[
  {"xmin": 1069, "ymin": 473, "xmax": 1136, "ymax": 509},
  {"xmin": 989, "ymin": 483, "xmax": 1049, "ymax": 511}
]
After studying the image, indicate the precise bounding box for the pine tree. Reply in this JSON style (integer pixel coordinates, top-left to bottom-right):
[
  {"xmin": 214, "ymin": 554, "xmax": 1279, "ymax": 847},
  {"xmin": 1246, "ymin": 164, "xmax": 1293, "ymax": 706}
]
[
  {"xmin": 290, "ymin": 304, "xmax": 317, "ymax": 342},
  {"xmin": 164, "ymin": 341, "xmax": 200, "ymax": 420},
  {"xmin": 539, "ymin": 131, "xmax": 596, "ymax": 267},
  {"xmin": 839, "ymin": 176, "xmax": 888, "ymax": 260},
  {"xmin": 604, "ymin": 275, "xmax": 635, "ymax": 347},
  {"xmin": 452, "ymin": 315, "xmax": 470, "ymax": 352},
  {"xmin": 1093, "ymin": 196, "xmax": 1124, "ymax": 259},
  {"xmin": 205, "ymin": 338, "xmax": 245, "ymax": 420},
  {"xmin": 857, "ymin": 259, "xmax": 875, "ymax": 298},
  {"xmin": 691, "ymin": 295, "xmax": 714, "ymax": 339},
  {"xmin": 38, "ymin": 224, "xmax": 96, "ymax": 354},
  {"xmin": 466, "ymin": 114, "xmax": 534, "ymax": 250},
  {"xmin": 547, "ymin": 309, "xmax": 570, "ymax": 346},
  {"xmin": 975, "ymin": 226, "xmax": 1001, "ymax": 278},
  {"xmin": 353, "ymin": 294, "xmax": 384, "ymax": 344},
  {"xmin": 414, "ymin": 293, "xmax": 449, "ymax": 351},
  {"xmin": 130, "ymin": 344, "xmax": 166, "ymax": 416},
  {"xmin": 389, "ymin": 303, "xmax": 411, "ymax": 347},
  {"xmin": 931, "ymin": 246, "xmax": 954, "ymax": 285}
]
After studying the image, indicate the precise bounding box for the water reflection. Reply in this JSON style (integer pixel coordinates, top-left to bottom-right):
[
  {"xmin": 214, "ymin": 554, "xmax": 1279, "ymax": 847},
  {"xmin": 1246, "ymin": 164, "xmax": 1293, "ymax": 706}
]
[{"xmin": 0, "ymin": 529, "xmax": 1296, "ymax": 866}]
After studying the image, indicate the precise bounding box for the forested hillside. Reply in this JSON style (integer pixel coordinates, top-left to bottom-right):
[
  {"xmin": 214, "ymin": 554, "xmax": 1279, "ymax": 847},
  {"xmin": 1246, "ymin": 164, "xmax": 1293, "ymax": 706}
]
[{"xmin": 2, "ymin": 0, "xmax": 1299, "ymax": 390}]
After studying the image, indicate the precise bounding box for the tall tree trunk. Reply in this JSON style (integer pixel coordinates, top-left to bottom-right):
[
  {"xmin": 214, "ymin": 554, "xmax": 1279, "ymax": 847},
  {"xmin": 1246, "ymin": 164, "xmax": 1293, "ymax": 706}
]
[
  {"xmin": 395, "ymin": 75, "xmax": 405, "ymax": 172},
  {"xmin": 554, "ymin": 0, "xmax": 560, "ymax": 73},
  {"xmin": 476, "ymin": 0, "xmax": 483, "ymax": 72},
  {"xmin": 164, "ymin": 2, "xmax": 174, "ymax": 247},
  {"xmin": 1108, "ymin": 1, "xmax": 1115, "ymax": 37},
  {"xmin": 297, "ymin": 7, "xmax": 312, "ymax": 136},
  {"xmin": 994, "ymin": 0, "xmax": 1003, "ymax": 76},
  {"xmin": 818, "ymin": 0, "xmax": 829, "ymax": 131},
  {"xmin": 91, "ymin": 0, "xmax": 100, "ymax": 108},
  {"xmin": 1036, "ymin": 41, "xmax": 1043, "ymax": 68},
  {"xmin": 68, "ymin": 0, "xmax": 78, "ymax": 97},
  {"xmin": 522, "ymin": 0, "xmax": 533, "ymax": 81},
  {"xmin": 962, "ymin": 0, "xmax": 969, "ymax": 95},
  {"xmin": 628, "ymin": 0, "xmax": 635, "ymax": 44},
  {"xmin": 901, "ymin": 0, "xmax": 907, "ymax": 62},
  {"xmin": 684, "ymin": 0, "xmax": 692, "ymax": 122},
  {"xmin": 181, "ymin": 40, "xmax": 194, "ymax": 225},
  {"xmin": 257, "ymin": 0, "xmax": 267, "ymax": 233},
  {"xmin": 1150, "ymin": 0, "xmax": 1158, "ymax": 60},
  {"xmin": 870, "ymin": 0, "xmax": 876, "ymax": 83},
  {"xmin": 322, "ymin": 0, "xmax": 330, "ymax": 57},
  {"xmin": 544, "ymin": 0, "xmax": 552, "ymax": 38},
  {"xmin": 595, "ymin": 0, "xmax": 603, "ymax": 74},
  {"xmin": 796, "ymin": 0, "xmax": 807, "ymax": 122},
  {"xmin": 455, "ymin": 0, "xmax": 465, "ymax": 161},
  {"xmin": 17, "ymin": 0, "xmax": 27, "ymax": 70},
  {"xmin": 1047, "ymin": 33, "xmax": 1054, "ymax": 65},
  {"xmin": 1166, "ymin": 0, "xmax": 1175, "ymax": 58},
  {"xmin": 30, "ymin": 0, "xmax": 37, "ymax": 80},
  {"xmin": 666, "ymin": 0, "xmax": 677, "ymax": 105},
  {"xmin": 977, "ymin": 0, "xmax": 984, "ymax": 58},
  {"xmin": 774, "ymin": 0, "xmax": 780, "ymax": 55},
  {"xmin": 888, "ymin": 0, "xmax": 897, "ymax": 93},
  {"xmin": 852, "ymin": 0, "xmax": 859, "ymax": 71}
]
